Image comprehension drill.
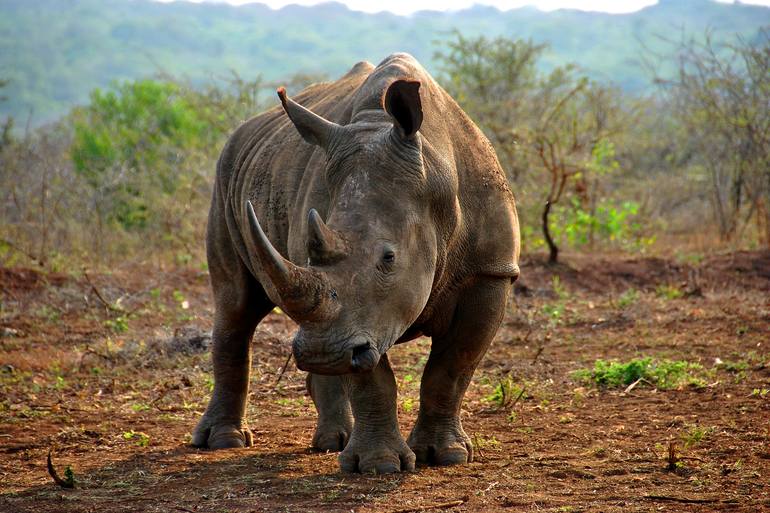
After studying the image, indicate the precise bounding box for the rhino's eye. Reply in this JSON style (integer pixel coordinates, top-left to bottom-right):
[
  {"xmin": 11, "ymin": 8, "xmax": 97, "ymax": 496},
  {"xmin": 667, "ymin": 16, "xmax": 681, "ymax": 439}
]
[{"xmin": 382, "ymin": 250, "xmax": 396, "ymax": 264}]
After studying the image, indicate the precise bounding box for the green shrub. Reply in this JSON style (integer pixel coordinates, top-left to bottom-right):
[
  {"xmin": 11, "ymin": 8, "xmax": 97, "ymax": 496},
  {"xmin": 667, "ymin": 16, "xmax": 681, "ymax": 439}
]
[
  {"xmin": 617, "ymin": 288, "xmax": 640, "ymax": 308},
  {"xmin": 655, "ymin": 284, "xmax": 684, "ymax": 300},
  {"xmin": 572, "ymin": 357, "xmax": 707, "ymax": 389},
  {"xmin": 485, "ymin": 375, "xmax": 527, "ymax": 408}
]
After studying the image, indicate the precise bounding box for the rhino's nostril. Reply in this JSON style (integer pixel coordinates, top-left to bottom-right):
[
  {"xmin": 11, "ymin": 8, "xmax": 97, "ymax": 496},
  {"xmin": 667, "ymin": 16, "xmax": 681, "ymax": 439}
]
[
  {"xmin": 350, "ymin": 343, "xmax": 379, "ymax": 372},
  {"xmin": 351, "ymin": 343, "xmax": 369, "ymax": 361}
]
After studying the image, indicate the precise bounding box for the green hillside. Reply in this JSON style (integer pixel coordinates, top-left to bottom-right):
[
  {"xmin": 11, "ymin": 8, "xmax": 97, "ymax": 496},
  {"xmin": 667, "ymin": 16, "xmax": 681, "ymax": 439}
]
[{"xmin": 0, "ymin": 0, "xmax": 768, "ymax": 125}]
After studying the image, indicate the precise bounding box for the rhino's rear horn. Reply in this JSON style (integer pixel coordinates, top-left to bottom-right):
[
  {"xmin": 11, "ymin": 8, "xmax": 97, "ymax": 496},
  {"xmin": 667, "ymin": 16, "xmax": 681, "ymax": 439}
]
[
  {"xmin": 277, "ymin": 87, "xmax": 341, "ymax": 149},
  {"xmin": 245, "ymin": 201, "xmax": 331, "ymax": 321},
  {"xmin": 307, "ymin": 209, "xmax": 348, "ymax": 264}
]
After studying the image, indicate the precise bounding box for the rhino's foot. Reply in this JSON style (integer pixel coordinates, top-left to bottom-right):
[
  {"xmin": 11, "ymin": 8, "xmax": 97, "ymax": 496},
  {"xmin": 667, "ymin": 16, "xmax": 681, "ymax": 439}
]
[
  {"xmin": 407, "ymin": 417, "xmax": 473, "ymax": 466},
  {"xmin": 338, "ymin": 432, "xmax": 416, "ymax": 474},
  {"xmin": 312, "ymin": 421, "xmax": 352, "ymax": 452},
  {"xmin": 192, "ymin": 417, "xmax": 253, "ymax": 449}
]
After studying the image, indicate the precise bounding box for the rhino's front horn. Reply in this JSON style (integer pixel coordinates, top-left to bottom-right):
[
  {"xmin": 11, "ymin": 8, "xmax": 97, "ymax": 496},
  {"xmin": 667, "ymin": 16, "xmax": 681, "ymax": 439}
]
[
  {"xmin": 245, "ymin": 201, "xmax": 331, "ymax": 321},
  {"xmin": 307, "ymin": 209, "xmax": 347, "ymax": 264}
]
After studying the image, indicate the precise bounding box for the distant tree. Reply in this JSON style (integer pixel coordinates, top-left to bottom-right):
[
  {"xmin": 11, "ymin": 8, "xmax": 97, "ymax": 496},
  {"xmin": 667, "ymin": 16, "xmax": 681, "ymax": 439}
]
[
  {"xmin": 436, "ymin": 33, "xmax": 632, "ymax": 263},
  {"xmin": 71, "ymin": 80, "xmax": 211, "ymax": 231},
  {"xmin": 657, "ymin": 29, "xmax": 770, "ymax": 245},
  {"xmin": 0, "ymin": 79, "xmax": 13, "ymax": 151},
  {"xmin": 435, "ymin": 31, "xmax": 546, "ymax": 183}
]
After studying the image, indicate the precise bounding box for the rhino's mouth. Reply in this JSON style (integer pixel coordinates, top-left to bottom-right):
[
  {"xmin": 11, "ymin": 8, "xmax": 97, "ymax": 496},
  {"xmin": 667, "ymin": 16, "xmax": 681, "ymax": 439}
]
[{"xmin": 292, "ymin": 333, "xmax": 380, "ymax": 375}]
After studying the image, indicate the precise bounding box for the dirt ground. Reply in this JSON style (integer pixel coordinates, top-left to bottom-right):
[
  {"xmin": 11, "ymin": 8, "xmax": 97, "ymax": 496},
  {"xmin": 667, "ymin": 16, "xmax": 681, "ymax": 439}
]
[{"xmin": 1, "ymin": 251, "xmax": 768, "ymax": 512}]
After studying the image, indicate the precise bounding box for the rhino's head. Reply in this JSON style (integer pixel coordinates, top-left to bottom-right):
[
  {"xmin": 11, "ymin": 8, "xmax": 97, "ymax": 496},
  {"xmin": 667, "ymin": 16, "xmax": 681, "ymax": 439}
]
[{"xmin": 246, "ymin": 80, "xmax": 437, "ymax": 375}]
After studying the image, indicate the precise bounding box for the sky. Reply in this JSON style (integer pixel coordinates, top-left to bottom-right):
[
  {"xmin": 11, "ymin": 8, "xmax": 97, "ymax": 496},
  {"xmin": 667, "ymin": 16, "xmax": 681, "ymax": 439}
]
[{"xmin": 155, "ymin": 0, "xmax": 770, "ymax": 16}]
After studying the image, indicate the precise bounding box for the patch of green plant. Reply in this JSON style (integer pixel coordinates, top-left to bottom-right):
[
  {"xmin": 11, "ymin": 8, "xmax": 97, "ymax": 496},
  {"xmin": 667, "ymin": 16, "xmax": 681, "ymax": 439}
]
[
  {"xmin": 35, "ymin": 305, "xmax": 61, "ymax": 322},
  {"xmin": 674, "ymin": 251, "xmax": 704, "ymax": 265},
  {"xmin": 401, "ymin": 397, "xmax": 414, "ymax": 413},
  {"xmin": 485, "ymin": 375, "xmax": 527, "ymax": 408},
  {"xmin": 681, "ymin": 424, "xmax": 714, "ymax": 448},
  {"xmin": 172, "ymin": 290, "xmax": 185, "ymax": 303},
  {"xmin": 541, "ymin": 302, "xmax": 565, "ymax": 325},
  {"xmin": 104, "ymin": 316, "xmax": 129, "ymax": 333},
  {"xmin": 716, "ymin": 359, "xmax": 748, "ymax": 373},
  {"xmin": 123, "ymin": 430, "xmax": 150, "ymax": 447},
  {"xmin": 715, "ymin": 359, "xmax": 748, "ymax": 382},
  {"xmin": 616, "ymin": 288, "xmax": 640, "ymax": 308},
  {"xmin": 54, "ymin": 375, "xmax": 67, "ymax": 391},
  {"xmin": 591, "ymin": 447, "xmax": 607, "ymax": 458},
  {"xmin": 572, "ymin": 357, "xmax": 707, "ymax": 389},
  {"xmin": 655, "ymin": 284, "xmax": 683, "ymax": 300},
  {"xmin": 64, "ymin": 465, "xmax": 75, "ymax": 485},
  {"xmin": 551, "ymin": 275, "xmax": 569, "ymax": 300},
  {"xmin": 323, "ymin": 488, "xmax": 342, "ymax": 502},
  {"xmin": 472, "ymin": 434, "xmax": 500, "ymax": 451},
  {"xmin": 275, "ymin": 397, "xmax": 306, "ymax": 408},
  {"xmin": 751, "ymin": 388, "xmax": 769, "ymax": 398},
  {"xmin": 550, "ymin": 196, "xmax": 654, "ymax": 252}
]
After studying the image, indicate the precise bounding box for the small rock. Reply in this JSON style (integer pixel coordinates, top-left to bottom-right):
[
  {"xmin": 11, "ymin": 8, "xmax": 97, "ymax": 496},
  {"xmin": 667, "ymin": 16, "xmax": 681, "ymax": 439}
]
[
  {"xmin": 166, "ymin": 326, "xmax": 212, "ymax": 355},
  {"xmin": 1, "ymin": 327, "xmax": 20, "ymax": 338}
]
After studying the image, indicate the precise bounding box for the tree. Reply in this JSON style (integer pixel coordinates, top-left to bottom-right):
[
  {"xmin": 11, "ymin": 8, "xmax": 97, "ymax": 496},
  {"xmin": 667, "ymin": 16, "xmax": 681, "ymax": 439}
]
[
  {"xmin": 0, "ymin": 79, "xmax": 13, "ymax": 151},
  {"xmin": 657, "ymin": 29, "xmax": 770, "ymax": 244},
  {"xmin": 436, "ymin": 33, "xmax": 632, "ymax": 262}
]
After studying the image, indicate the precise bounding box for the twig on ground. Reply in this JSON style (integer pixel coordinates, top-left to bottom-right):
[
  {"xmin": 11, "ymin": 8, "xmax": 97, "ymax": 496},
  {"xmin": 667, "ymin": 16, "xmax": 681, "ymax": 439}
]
[
  {"xmin": 643, "ymin": 495, "xmax": 739, "ymax": 504},
  {"xmin": 531, "ymin": 344, "xmax": 545, "ymax": 364},
  {"xmin": 510, "ymin": 387, "xmax": 527, "ymax": 408},
  {"xmin": 666, "ymin": 442, "xmax": 678, "ymax": 471},
  {"xmin": 392, "ymin": 498, "xmax": 467, "ymax": 513},
  {"xmin": 83, "ymin": 270, "xmax": 123, "ymax": 313},
  {"xmin": 47, "ymin": 450, "xmax": 74, "ymax": 489},
  {"xmin": 77, "ymin": 346, "xmax": 116, "ymax": 371},
  {"xmin": 531, "ymin": 332, "xmax": 551, "ymax": 365},
  {"xmin": 623, "ymin": 377, "xmax": 653, "ymax": 394},
  {"xmin": 275, "ymin": 352, "xmax": 293, "ymax": 386},
  {"xmin": 151, "ymin": 382, "xmax": 181, "ymax": 411},
  {"xmin": 0, "ymin": 237, "xmax": 45, "ymax": 267}
]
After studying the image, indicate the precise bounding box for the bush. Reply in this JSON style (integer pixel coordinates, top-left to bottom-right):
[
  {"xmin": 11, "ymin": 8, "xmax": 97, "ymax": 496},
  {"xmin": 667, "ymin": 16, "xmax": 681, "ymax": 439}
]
[
  {"xmin": 0, "ymin": 75, "xmax": 264, "ymax": 268},
  {"xmin": 572, "ymin": 358, "xmax": 708, "ymax": 389}
]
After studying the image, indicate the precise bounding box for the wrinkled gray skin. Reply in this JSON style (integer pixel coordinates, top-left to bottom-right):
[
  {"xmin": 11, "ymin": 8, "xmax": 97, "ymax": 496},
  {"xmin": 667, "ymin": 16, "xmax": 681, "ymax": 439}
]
[{"xmin": 192, "ymin": 53, "xmax": 520, "ymax": 474}]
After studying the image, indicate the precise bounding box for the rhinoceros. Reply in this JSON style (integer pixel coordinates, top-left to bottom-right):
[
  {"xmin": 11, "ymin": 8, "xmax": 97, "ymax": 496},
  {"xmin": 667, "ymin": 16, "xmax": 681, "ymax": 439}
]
[{"xmin": 192, "ymin": 53, "xmax": 520, "ymax": 474}]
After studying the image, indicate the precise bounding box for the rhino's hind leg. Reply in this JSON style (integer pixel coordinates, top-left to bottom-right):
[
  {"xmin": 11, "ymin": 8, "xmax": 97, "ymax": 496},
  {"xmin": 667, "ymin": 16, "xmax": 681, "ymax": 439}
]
[
  {"xmin": 339, "ymin": 354, "xmax": 416, "ymax": 474},
  {"xmin": 408, "ymin": 276, "xmax": 511, "ymax": 466},
  {"xmin": 307, "ymin": 374, "xmax": 353, "ymax": 452}
]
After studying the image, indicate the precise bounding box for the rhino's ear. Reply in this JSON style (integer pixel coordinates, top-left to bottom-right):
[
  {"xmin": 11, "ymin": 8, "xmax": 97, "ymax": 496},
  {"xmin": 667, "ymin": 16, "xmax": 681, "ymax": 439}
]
[
  {"xmin": 277, "ymin": 87, "xmax": 340, "ymax": 149},
  {"xmin": 384, "ymin": 79, "xmax": 423, "ymax": 139}
]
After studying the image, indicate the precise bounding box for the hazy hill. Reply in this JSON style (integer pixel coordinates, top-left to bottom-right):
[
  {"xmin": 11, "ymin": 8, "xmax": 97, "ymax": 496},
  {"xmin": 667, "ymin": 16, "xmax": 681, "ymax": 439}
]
[{"xmin": 0, "ymin": 0, "xmax": 768, "ymax": 125}]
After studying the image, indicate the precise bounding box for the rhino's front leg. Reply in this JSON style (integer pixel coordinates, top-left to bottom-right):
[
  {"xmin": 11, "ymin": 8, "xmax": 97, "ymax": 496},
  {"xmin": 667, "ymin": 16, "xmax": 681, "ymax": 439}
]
[
  {"xmin": 339, "ymin": 354, "xmax": 415, "ymax": 474},
  {"xmin": 192, "ymin": 317, "xmax": 259, "ymax": 449},
  {"xmin": 409, "ymin": 276, "xmax": 511, "ymax": 466},
  {"xmin": 192, "ymin": 218, "xmax": 274, "ymax": 449},
  {"xmin": 307, "ymin": 374, "xmax": 353, "ymax": 452}
]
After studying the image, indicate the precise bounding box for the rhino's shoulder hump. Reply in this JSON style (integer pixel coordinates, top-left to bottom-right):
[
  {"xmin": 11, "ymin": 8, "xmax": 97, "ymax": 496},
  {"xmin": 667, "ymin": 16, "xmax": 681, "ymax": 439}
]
[{"xmin": 343, "ymin": 60, "xmax": 375, "ymax": 78}]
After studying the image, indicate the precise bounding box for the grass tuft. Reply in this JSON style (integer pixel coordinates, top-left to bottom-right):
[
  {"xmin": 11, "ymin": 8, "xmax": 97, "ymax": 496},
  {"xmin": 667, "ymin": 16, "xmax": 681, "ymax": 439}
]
[{"xmin": 572, "ymin": 357, "xmax": 707, "ymax": 389}]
